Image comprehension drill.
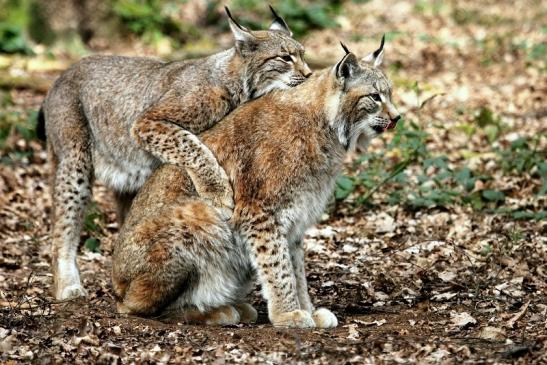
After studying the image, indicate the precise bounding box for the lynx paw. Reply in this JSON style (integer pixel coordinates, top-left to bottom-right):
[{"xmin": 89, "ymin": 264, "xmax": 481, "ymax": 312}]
[
  {"xmin": 271, "ymin": 310, "xmax": 316, "ymax": 328},
  {"xmin": 205, "ymin": 305, "xmax": 240, "ymax": 326},
  {"xmin": 56, "ymin": 283, "xmax": 87, "ymax": 301},
  {"xmin": 312, "ymin": 308, "xmax": 338, "ymax": 328},
  {"xmin": 201, "ymin": 185, "xmax": 234, "ymax": 221},
  {"xmin": 235, "ymin": 303, "xmax": 258, "ymax": 324}
]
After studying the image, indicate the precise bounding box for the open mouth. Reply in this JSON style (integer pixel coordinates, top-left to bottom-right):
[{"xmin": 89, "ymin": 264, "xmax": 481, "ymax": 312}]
[
  {"xmin": 386, "ymin": 120, "xmax": 397, "ymax": 130},
  {"xmin": 372, "ymin": 120, "xmax": 398, "ymax": 134}
]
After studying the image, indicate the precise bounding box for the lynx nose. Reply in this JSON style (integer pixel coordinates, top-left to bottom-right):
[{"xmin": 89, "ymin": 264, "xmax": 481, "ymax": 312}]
[{"xmin": 302, "ymin": 63, "xmax": 312, "ymax": 78}]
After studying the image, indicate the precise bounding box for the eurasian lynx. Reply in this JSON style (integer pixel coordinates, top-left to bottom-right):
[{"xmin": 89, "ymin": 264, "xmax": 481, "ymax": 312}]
[
  {"xmin": 41, "ymin": 6, "xmax": 311, "ymax": 300},
  {"xmin": 112, "ymin": 38, "xmax": 400, "ymax": 328}
]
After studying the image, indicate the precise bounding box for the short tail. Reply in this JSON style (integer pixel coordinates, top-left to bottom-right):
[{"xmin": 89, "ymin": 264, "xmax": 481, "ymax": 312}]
[{"xmin": 36, "ymin": 106, "xmax": 46, "ymax": 141}]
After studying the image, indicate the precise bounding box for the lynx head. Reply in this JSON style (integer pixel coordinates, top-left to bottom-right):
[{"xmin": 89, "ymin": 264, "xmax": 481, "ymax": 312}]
[
  {"xmin": 327, "ymin": 36, "xmax": 400, "ymax": 150},
  {"xmin": 225, "ymin": 6, "xmax": 312, "ymax": 99}
]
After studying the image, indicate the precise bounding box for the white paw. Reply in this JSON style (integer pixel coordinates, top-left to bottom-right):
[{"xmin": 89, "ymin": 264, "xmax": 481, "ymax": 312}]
[
  {"xmin": 57, "ymin": 283, "xmax": 87, "ymax": 301},
  {"xmin": 312, "ymin": 308, "xmax": 338, "ymax": 328}
]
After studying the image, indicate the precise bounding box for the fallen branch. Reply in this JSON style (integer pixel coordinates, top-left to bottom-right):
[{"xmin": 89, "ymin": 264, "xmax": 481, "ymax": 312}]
[{"xmin": 0, "ymin": 73, "xmax": 52, "ymax": 93}]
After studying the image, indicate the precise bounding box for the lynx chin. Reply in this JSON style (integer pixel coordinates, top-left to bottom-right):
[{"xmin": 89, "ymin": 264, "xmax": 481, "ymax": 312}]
[
  {"xmin": 112, "ymin": 37, "xmax": 400, "ymax": 328},
  {"xmin": 40, "ymin": 6, "xmax": 311, "ymax": 301}
]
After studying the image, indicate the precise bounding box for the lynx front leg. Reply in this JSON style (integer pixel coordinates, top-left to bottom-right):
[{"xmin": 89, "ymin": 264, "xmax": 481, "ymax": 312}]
[
  {"xmin": 291, "ymin": 242, "xmax": 314, "ymax": 313},
  {"xmin": 291, "ymin": 242, "xmax": 338, "ymax": 328},
  {"xmin": 131, "ymin": 96, "xmax": 233, "ymax": 219},
  {"xmin": 243, "ymin": 220, "xmax": 315, "ymax": 328},
  {"xmin": 49, "ymin": 143, "xmax": 92, "ymax": 300}
]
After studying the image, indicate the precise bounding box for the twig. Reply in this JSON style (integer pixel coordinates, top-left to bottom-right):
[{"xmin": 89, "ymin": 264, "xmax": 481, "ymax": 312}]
[
  {"xmin": 506, "ymin": 300, "xmax": 530, "ymax": 329},
  {"xmin": 361, "ymin": 152, "xmax": 418, "ymax": 201}
]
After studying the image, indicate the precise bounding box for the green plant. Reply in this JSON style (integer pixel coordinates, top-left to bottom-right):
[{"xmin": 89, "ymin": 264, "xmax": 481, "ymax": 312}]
[
  {"xmin": 497, "ymin": 136, "xmax": 545, "ymax": 175},
  {"xmin": 113, "ymin": 0, "xmax": 197, "ymax": 45},
  {"xmin": 82, "ymin": 202, "xmax": 106, "ymax": 253},
  {"xmin": 0, "ymin": 22, "xmax": 33, "ymax": 54},
  {"xmin": 0, "ymin": 0, "xmax": 34, "ymax": 54},
  {"xmin": 334, "ymin": 113, "xmax": 544, "ymax": 220},
  {"xmin": 231, "ymin": 0, "xmax": 341, "ymax": 37},
  {"xmin": 0, "ymin": 109, "xmax": 38, "ymax": 165}
]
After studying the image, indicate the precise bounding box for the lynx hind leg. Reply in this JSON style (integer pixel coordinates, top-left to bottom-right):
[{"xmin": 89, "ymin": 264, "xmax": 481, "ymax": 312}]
[
  {"xmin": 115, "ymin": 267, "xmax": 191, "ymax": 316},
  {"xmin": 48, "ymin": 115, "xmax": 93, "ymax": 300},
  {"xmin": 114, "ymin": 198, "xmax": 244, "ymax": 318}
]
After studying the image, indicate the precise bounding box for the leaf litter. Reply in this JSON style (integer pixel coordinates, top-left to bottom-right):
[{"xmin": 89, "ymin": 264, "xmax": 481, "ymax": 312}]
[{"xmin": 1, "ymin": 0, "xmax": 546, "ymax": 363}]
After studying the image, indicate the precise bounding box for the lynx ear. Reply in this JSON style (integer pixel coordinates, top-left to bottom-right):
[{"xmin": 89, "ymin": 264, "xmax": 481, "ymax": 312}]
[
  {"xmin": 362, "ymin": 34, "xmax": 385, "ymax": 67},
  {"xmin": 335, "ymin": 51, "xmax": 359, "ymax": 82},
  {"xmin": 340, "ymin": 41, "xmax": 350, "ymax": 55},
  {"xmin": 268, "ymin": 5, "xmax": 292, "ymax": 36},
  {"xmin": 225, "ymin": 6, "xmax": 255, "ymax": 43}
]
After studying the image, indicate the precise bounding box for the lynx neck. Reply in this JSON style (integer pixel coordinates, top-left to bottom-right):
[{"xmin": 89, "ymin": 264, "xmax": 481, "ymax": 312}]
[{"xmin": 209, "ymin": 48, "xmax": 246, "ymax": 105}]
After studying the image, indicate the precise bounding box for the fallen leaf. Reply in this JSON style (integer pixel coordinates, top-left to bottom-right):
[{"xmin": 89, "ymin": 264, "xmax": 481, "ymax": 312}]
[
  {"xmin": 450, "ymin": 311, "xmax": 477, "ymax": 329},
  {"xmin": 347, "ymin": 324, "xmax": 360, "ymax": 340},
  {"xmin": 479, "ymin": 326, "xmax": 506, "ymax": 340},
  {"xmin": 431, "ymin": 292, "xmax": 458, "ymax": 301}
]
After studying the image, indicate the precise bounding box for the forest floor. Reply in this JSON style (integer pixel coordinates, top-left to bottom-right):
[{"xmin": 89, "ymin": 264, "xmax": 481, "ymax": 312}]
[{"xmin": 1, "ymin": 1, "xmax": 546, "ymax": 364}]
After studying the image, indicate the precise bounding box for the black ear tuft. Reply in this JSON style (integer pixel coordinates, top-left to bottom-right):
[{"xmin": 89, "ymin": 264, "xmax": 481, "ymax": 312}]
[
  {"xmin": 373, "ymin": 34, "xmax": 385, "ymax": 59},
  {"xmin": 269, "ymin": 4, "xmax": 281, "ymax": 20},
  {"xmin": 340, "ymin": 41, "xmax": 350, "ymax": 55},
  {"xmin": 268, "ymin": 4, "xmax": 292, "ymax": 36},
  {"xmin": 225, "ymin": 6, "xmax": 244, "ymax": 30}
]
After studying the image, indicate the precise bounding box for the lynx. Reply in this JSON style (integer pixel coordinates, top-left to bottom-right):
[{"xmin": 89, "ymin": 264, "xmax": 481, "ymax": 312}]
[
  {"xmin": 40, "ymin": 6, "xmax": 311, "ymax": 301},
  {"xmin": 112, "ymin": 38, "xmax": 400, "ymax": 328}
]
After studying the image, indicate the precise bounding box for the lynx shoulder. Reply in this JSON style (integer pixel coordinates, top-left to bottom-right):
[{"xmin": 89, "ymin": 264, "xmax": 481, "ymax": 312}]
[
  {"xmin": 42, "ymin": 6, "xmax": 311, "ymax": 301},
  {"xmin": 112, "ymin": 38, "xmax": 400, "ymax": 328}
]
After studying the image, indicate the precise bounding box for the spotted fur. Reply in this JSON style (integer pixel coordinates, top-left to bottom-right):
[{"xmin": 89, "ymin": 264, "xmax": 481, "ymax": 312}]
[
  {"xmin": 42, "ymin": 7, "xmax": 311, "ymax": 300},
  {"xmin": 112, "ymin": 41, "xmax": 400, "ymax": 327}
]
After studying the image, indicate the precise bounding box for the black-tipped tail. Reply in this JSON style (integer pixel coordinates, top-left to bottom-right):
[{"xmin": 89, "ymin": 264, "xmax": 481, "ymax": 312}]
[{"xmin": 36, "ymin": 106, "xmax": 46, "ymax": 141}]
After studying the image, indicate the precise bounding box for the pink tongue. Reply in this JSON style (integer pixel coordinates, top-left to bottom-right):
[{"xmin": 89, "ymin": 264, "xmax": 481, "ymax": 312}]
[{"xmin": 386, "ymin": 120, "xmax": 397, "ymax": 130}]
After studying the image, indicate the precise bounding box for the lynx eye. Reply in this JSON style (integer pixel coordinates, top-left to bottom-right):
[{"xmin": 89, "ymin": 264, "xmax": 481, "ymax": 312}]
[
  {"xmin": 370, "ymin": 93, "xmax": 382, "ymax": 102},
  {"xmin": 279, "ymin": 55, "xmax": 293, "ymax": 63}
]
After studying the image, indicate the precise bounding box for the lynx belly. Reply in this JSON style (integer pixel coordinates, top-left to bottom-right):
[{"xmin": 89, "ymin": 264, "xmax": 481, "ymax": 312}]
[{"xmin": 93, "ymin": 148, "xmax": 160, "ymax": 193}]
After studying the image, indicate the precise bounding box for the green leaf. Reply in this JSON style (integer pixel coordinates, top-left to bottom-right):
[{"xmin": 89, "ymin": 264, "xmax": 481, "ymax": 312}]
[
  {"xmin": 84, "ymin": 237, "xmax": 100, "ymax": 253},
  {"xmin": 481, "ymin": 189, "xmax": 505, "ymax": 202},
  {"xmin": 484, "ymin": 125, "xmax": 499, "ymax": 143},
  {"xmin": 335, "ymin": 175, "xmax": 355, "ymax": 200},
  {"xmin": 455, "ymin": 167, "xmax": 476, "ymax": 192}
]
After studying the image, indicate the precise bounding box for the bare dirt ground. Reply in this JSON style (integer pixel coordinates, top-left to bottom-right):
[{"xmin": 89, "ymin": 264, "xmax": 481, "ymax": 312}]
[{"xmin": 1, "ymin": 1, "xmax": 546, "ymax": 363}]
